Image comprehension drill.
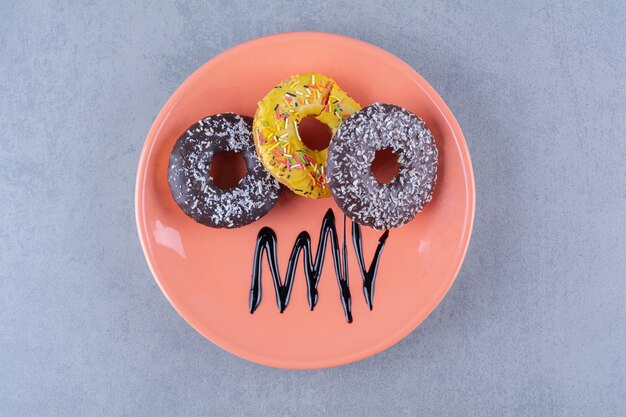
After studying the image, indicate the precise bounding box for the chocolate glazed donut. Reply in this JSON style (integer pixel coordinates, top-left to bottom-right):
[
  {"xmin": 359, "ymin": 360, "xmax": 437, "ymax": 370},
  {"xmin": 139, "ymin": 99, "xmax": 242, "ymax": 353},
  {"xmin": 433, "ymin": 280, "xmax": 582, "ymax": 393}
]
[
  {"xmin": 326, "ymin": 103, "xmax": 438, "ymax": 230},
  {"xmin": 168, "ymin": 113, "xmax": 281, "ymax": 228}
]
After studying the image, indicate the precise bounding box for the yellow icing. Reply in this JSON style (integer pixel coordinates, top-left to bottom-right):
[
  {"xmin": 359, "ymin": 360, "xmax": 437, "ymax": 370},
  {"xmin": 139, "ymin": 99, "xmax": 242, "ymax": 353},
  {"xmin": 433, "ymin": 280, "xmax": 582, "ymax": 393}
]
[{"xmin": 253, "ymin": 73, "xmax": 361, "ymax": 199}]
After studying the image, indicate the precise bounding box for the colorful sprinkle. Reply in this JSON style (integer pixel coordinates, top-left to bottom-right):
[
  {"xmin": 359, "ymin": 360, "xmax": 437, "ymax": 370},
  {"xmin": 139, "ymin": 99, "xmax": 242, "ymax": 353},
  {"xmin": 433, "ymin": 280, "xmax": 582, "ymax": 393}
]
[
  {"xmin": 294, "ymin": 120, "xmax": 302, "ymax": 142},
  {"xmin": 267, "ymin": 142, "xmax": 280, "ymax": 152}
]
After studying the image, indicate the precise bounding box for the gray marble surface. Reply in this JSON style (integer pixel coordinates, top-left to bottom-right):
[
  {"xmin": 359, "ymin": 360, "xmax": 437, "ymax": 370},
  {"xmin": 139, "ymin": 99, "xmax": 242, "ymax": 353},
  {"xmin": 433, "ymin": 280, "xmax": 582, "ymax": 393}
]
[{"xmin": 1, "ymin": 1, "xmax": 625, "ymax": 416}]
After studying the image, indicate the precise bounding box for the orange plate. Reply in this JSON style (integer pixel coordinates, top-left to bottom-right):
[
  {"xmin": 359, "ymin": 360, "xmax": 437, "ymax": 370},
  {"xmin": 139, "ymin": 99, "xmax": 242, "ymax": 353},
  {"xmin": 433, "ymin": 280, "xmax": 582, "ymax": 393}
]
[{"xmin": 135, "ymin": 32, "xmax": 475, "ymax": 369}]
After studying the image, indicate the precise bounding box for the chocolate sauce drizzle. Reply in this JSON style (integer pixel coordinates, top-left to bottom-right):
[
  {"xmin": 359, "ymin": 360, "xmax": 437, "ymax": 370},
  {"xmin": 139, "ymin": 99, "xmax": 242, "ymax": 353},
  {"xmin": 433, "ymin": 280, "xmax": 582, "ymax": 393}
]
[
  {"xmin": 249, "ymin": 209, "xmax": 389, "ymax": 322},
  {"xmin": 352, "ymin": 223, "xmax": 389, "ymax": 310}
]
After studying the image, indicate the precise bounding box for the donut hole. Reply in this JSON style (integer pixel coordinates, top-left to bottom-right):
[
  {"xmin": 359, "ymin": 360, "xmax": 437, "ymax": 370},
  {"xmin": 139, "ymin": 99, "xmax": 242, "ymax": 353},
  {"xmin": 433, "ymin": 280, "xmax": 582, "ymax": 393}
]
[
  {"xmin": 371, "ymin": 148, "xmax": 400, "ymax": 184},
  {"xmin": 209, "ymin": 151, "xmax": 247, "ymax": 189},
  {"xmin": 298, "ymin": 116, "xmax": 332, "ymax": 151}
]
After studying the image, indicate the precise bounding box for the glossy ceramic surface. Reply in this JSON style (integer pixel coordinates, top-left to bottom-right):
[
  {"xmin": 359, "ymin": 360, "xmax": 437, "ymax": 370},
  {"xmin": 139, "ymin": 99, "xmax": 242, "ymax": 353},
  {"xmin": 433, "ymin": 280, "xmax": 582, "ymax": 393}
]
[{"xmin": 135, "ymin": 32, "xmax": 475, "ymax": 369}]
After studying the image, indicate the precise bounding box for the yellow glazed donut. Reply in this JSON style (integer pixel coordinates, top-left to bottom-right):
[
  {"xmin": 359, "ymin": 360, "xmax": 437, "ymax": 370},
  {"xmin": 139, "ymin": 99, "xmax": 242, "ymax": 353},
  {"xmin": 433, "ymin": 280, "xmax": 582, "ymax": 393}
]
[{"xmin": 253, "ymin": 73, "xmax": 361, "ymax": 198}]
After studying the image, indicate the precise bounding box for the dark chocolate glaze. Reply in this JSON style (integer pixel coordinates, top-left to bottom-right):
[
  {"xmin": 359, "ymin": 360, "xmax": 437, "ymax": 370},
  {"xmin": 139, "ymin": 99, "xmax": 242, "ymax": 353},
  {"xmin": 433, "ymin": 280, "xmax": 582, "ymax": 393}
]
[
  {"xmin": 168, "ymin": 113, "xmax": 281, "ymax": 229},
  {"xmin": 249, "ymin": 209, "xmax": 389, "ymax": 322},
  {"xmin": 326, "ymin": 103, "xmax": 438, "ymax": 230}
]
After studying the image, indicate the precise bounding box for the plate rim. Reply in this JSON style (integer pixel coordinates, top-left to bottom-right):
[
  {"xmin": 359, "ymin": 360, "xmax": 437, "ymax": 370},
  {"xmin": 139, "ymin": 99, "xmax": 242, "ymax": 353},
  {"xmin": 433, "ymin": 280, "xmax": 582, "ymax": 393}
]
[{"xmin": 135, "ymin": 31, "xmax": 476, "ymax": 369}]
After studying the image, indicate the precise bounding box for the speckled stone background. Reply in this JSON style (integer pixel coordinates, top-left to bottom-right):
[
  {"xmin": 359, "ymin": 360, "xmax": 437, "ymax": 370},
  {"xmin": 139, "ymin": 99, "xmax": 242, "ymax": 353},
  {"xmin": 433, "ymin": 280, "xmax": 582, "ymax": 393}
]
[{"xmin": 1, "ymin": 1, "xmax": 625, "ymax": 416}]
